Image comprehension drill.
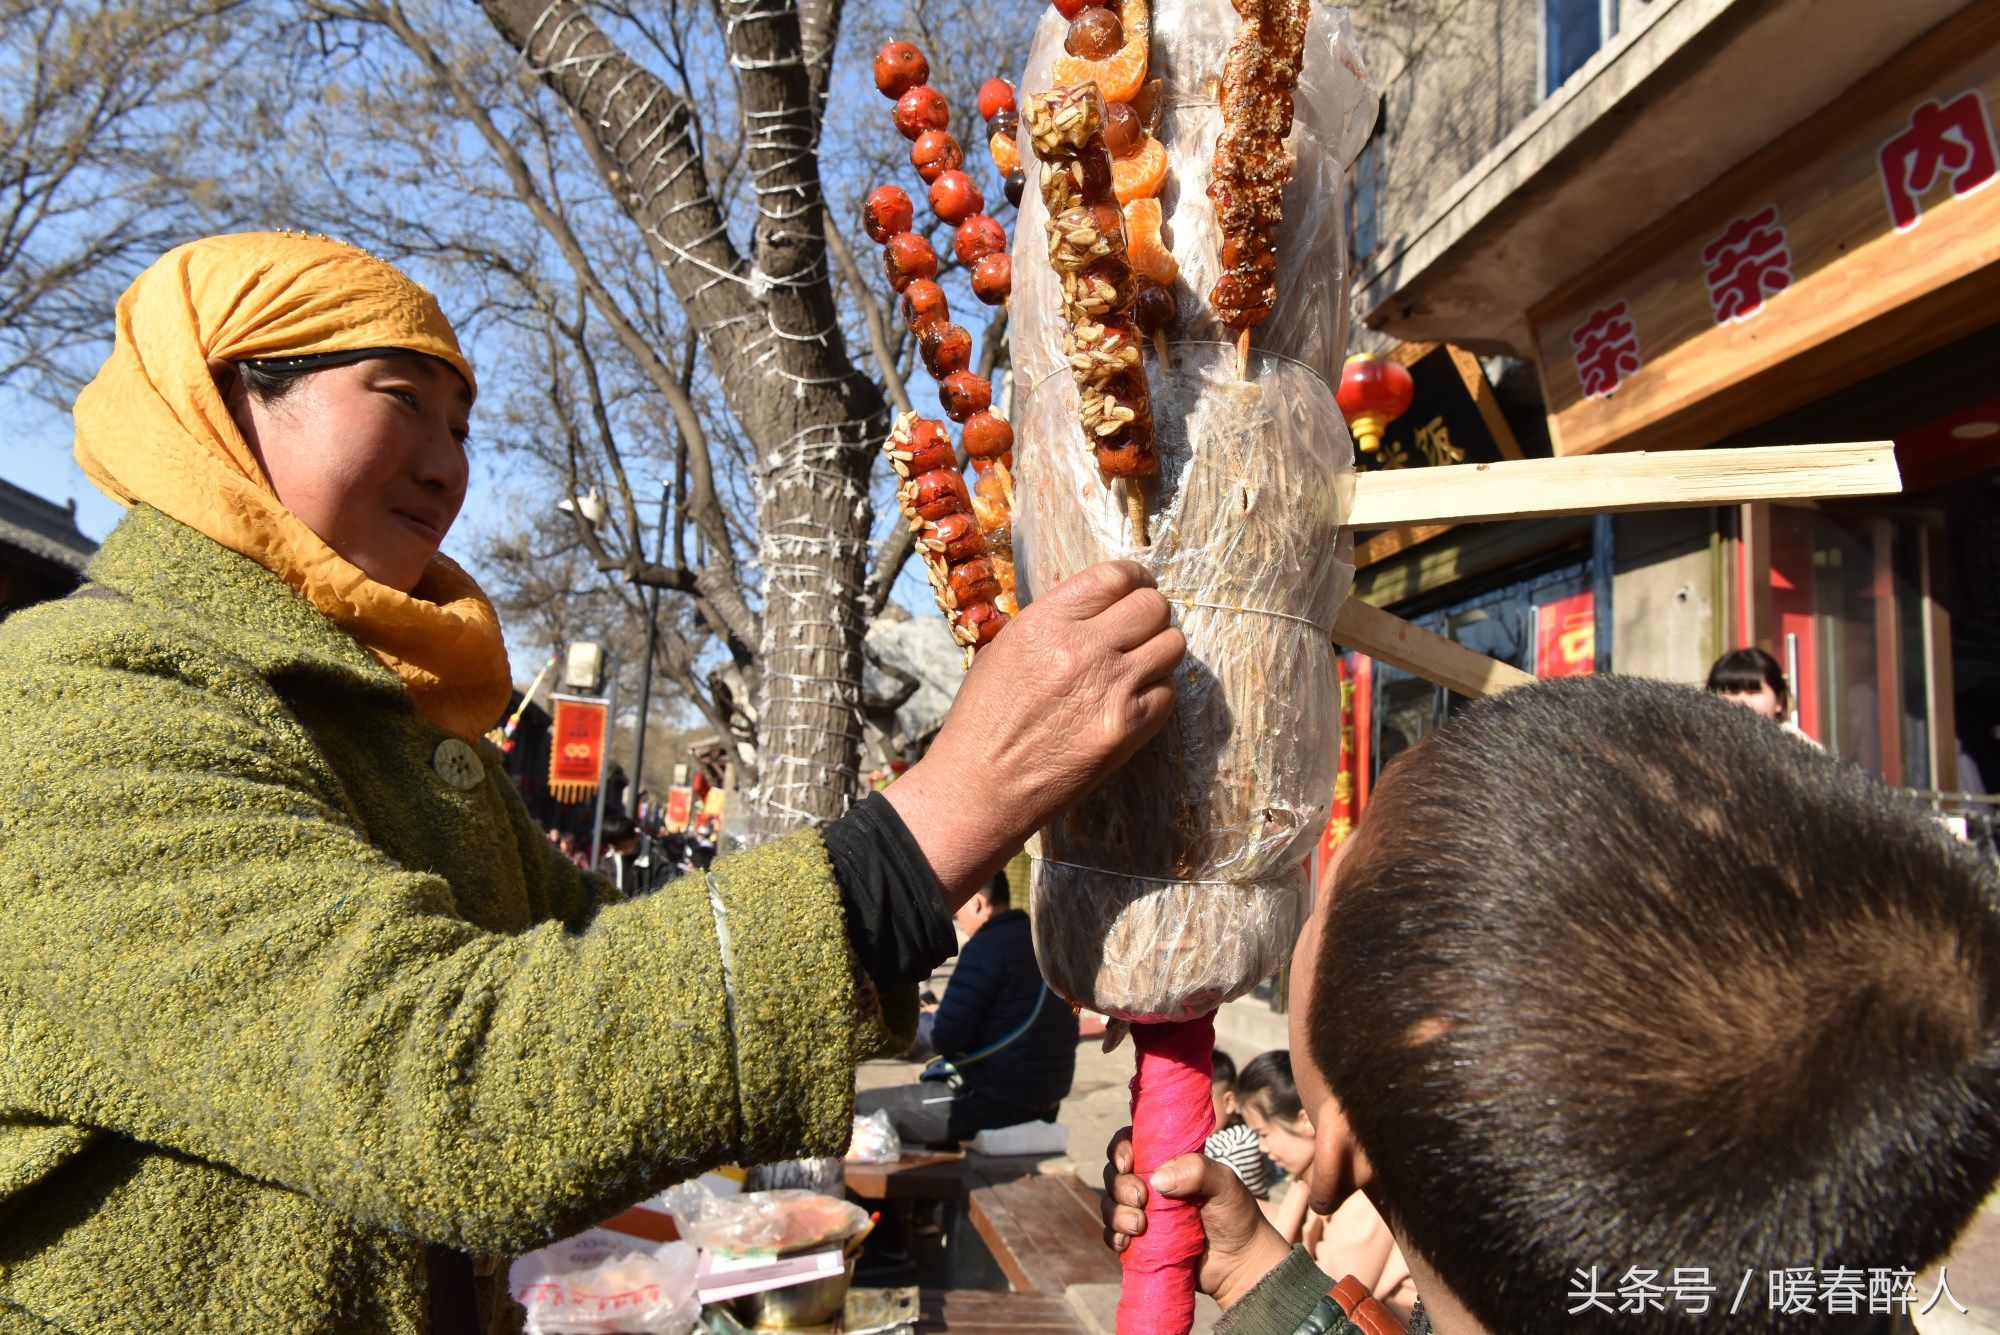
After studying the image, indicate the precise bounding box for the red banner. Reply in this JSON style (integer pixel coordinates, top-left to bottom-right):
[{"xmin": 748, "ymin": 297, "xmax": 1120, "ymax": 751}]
[
  {"xmin": 548, "ymin": 694, "xmax": 609, "ymax": 802},
  {"xmin": 664, "ymin": 786, "xmax": 694, "ymax": 833},
  {"xmin": 1319, "ymin": 658, "xmax": 1359, "ymax": 863},
  {"xmin": 1536, "ymin": 591, "xmax": 1597, "ymax": 678}
]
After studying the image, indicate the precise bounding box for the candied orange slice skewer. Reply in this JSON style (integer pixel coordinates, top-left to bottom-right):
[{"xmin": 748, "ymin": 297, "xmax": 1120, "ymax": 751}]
[
  {"xmin": 989, "ymin": 128, "xmax": 1022, "ymax": 178},
  {"xmin": 1052, "ymin": 0, "xmax": 1150, "ymax": 105},
  {"xmin": 1123, "ymin": 197, "xmax": 1177, "ymax": 284},
  {"xmin": 1112, "ymin": 137, "xmax": 1167, "ymax": 205}
]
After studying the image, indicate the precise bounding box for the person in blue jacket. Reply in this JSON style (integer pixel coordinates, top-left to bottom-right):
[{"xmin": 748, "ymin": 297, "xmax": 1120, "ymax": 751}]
[{"xmin": 859, "ymin": 869, "xmax": 1080, "ymax": 1145}]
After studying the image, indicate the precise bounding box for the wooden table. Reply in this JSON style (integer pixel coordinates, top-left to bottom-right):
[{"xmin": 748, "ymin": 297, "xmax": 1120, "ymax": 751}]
[
  {"xmin": 917, "ymin": 1289, "xmax": 1085, "ymax": 1332},
  {"xmin": 843, "ymin": 1150, "xmax": 969, "ymax": 1203}
]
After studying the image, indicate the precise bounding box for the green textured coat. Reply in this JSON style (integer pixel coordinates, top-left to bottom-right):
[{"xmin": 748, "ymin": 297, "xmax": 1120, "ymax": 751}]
[{"xmin": 0, "ymin": 507, "xmax": 908, "ymax": 1334}]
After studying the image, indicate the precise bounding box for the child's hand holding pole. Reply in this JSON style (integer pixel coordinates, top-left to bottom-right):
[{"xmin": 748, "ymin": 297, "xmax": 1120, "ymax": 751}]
[{"xmin": 1100, "ymin": 1128, "xmax": 1294, "ymax": 1311}]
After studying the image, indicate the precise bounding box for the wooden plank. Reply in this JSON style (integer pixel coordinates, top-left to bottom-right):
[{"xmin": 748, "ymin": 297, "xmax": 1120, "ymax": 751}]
[
  {"xmin": 1346, "ymin": 442, "xmax": 1899, "ymax": 531},
  {"xmin": 919, "ymin": 1288, "xmax": 1086, "ymax": 1332},
  {"xmin": 966, "ymin": 1179, "xmax": 1038, "ymax": 1295},
  {"xmin": 1333, "ymin": 599, "xmax": 1536, "ymax": 701},
  {"xmin": 966, "ymin": 1171, "xmax": 1123, "ymax": 1296}
]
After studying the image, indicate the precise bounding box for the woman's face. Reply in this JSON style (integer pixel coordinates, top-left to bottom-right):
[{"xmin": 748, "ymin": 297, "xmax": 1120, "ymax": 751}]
[
  {"xmin": 1240, "ymin": 1097, "xmax": 1317, "ymax": 1178},
  {"xmin": 1717, "ymin": 684, "xmax": 1784, "ymax": 721},
  {"xmin": 219, "ymin": 353, "xmax": 472, "ymax": 593}
]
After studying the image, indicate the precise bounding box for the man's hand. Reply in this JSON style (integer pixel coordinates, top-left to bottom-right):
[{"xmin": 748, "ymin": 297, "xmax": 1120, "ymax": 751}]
[
  {"xmin": 887, "ymin": 561, "xmax": 1185, "ymax": 907},
  {"xmin": 1100, "ymin": 1128, "xmax": 1293, "ymax": 1311}
]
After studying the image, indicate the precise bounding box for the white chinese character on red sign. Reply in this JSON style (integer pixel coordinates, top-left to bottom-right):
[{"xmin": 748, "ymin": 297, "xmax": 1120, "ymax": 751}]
[
  {"xmin": 1571, "ymin": 301, "xmax": 1641, "ymax": 399},
  {"xmin": 1879, "ymin": 89, "xmax": 1997, "ymax": 232},
  {"xmin": 1701, "ymin": 205, "xmax": 1792, "ymax": 324}
]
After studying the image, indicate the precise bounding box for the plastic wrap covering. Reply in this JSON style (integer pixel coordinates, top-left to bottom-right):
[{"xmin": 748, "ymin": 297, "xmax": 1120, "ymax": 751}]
[{"xmin": 1011, "ymin": 2, "xmax": 1374, "ymax": 1022}]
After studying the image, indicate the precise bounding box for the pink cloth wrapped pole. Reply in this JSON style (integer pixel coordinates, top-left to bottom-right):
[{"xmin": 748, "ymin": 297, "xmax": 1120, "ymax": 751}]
[{"xmin": 1117, "ymin": 1013, "xmax": 1217, "ymax": 1334}]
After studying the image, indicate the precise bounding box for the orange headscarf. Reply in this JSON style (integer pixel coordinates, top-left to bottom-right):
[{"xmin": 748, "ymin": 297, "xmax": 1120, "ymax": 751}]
[{"xmin": 73, "ymin": 232, "xmax": 512, "ymax": 740}]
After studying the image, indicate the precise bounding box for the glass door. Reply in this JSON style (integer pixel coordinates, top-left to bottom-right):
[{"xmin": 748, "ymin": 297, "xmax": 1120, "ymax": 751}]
[{"xmin": 1768, "ymin": 507, "xmax": 1937, "ymax": 786}]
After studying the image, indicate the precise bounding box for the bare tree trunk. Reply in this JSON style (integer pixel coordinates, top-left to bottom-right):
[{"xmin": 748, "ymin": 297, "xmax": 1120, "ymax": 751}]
[{"xmin": 475, "ymin": 0, "xmax": 886, "ymax": 833}]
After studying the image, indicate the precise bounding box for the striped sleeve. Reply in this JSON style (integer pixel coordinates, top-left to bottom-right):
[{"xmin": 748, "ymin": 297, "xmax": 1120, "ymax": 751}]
[{"xmin": 1204, "ymin": 1121, "xmax": 1271, "ymax": 1195}]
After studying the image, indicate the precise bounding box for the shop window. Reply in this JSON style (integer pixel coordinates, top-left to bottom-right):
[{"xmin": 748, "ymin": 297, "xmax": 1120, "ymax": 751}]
[
  {"xmin": 1347, "ymin": 102, "xmax": 1386, "ymax": 267},
  {"xmin": 1543, "ymin": 0, "xmax": 1619, "ymax": 97},
  {"xmin": 1769, "ymin": 507, "xmax": 1938, "ymax": 788},
  {"xmin": 1364, "ymin": 560, "xmax": 1590, "ymax": 780}
]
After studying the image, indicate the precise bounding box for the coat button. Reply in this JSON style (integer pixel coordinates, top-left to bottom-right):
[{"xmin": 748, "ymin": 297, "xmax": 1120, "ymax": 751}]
[{"xmin": 433, "ymin": 738, "xmax": 486, "ymax": 790}]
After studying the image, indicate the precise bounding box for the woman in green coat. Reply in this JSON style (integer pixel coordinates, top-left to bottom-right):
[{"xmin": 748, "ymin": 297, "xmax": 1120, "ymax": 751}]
[{"xmin": 0, "ymin": 233, "xmax": 1185, "ymax": 1334}]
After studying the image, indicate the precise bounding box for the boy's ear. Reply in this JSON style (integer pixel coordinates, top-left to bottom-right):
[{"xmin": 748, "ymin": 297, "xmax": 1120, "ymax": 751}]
[{"xmin": 1305, "ymin": 1094, "xmax": 1372, "ymax": 1217}]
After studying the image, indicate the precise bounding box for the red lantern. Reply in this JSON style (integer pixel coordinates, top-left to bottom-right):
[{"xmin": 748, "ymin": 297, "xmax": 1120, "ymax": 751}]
[{"xmin": 1335, "ymin": 352, "xmax": 1415, "ymax": 455}]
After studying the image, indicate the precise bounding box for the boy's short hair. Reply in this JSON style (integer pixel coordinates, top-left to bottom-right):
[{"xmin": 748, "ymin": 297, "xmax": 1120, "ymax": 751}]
[
  {"xmin": 1308, "ymin": 676, "xmax": 2000, "ymax": 1333},
  {"xmin": 1211, "ymin": 1047, "xmax": 1239, "ymax": 1088},
  {"xmin": 987, "ymin": 869, "xmax": 1011, "ymax": 909}
]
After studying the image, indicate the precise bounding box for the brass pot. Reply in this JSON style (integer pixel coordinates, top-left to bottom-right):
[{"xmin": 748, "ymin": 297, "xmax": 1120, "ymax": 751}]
[{"xmin": 726, "ymin": 1249, "xmax": 856, "ymax": 1330}]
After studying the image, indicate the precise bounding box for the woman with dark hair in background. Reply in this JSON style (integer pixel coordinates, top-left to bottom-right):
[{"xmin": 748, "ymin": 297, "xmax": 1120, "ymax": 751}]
[{"xmin": 1706, "ymin": 647, "xmax": 1821, "ymax": 746}]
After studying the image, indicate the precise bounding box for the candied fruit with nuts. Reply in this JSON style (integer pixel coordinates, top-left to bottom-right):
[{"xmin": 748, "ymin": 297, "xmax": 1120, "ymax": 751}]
[
  {"xmin": 901, "ymin": 419, "xmax": 957, "ymax": 475},
  {"xmin": 911, "ymin": 469, "xmax": 970, "ymax": 522}
]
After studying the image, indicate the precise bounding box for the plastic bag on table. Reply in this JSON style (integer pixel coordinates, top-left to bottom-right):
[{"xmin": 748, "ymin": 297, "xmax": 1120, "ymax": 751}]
[
  {"xmin": 843, "ymin": 1108, "xmax": 902, "ymax": 1164},
  {"xmin": 663, "ymin": 1183, "xmax": 869, "ymax": 1257},
  {"xmin": 1009, "ymin": 1, "xmax": 1374, "ymax": 1022},
  {"xmin": 509, "ymin": 1229, "xmax": 700, "ymax": 1335}
]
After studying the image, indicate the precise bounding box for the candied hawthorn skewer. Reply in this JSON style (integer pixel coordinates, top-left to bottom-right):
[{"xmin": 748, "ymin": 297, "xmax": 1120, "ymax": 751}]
[
  {"xmin": 866, "ymin": 43, "xmax": 1018, "ymax": 613},
  {"xmin": 884, "ymin": 413, "xmax": 1009, "ymax": 667}
]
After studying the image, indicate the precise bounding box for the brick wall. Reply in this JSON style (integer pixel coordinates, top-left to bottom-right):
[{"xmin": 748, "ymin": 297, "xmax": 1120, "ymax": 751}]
[{"xmin": 1347, "ymin": 1, "xmax": 1534, "ymax": 267}]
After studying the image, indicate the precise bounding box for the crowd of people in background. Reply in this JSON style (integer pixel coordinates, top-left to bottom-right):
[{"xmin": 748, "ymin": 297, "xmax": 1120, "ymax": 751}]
[{"xmin": 543, "ymin": 796, "xmax": 719, "ymax": 896}]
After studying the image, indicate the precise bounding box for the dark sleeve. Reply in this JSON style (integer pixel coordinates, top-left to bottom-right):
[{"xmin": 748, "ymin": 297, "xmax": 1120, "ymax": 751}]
[
  {"xmin": 925, "ymin": 934, "xmax": 997, "ymax": 1058},
  {"xmin": 1213, "ymin": 1246, "xmax": 1341, "ymax": 1335},
  {"xmin": 821, "ymin": 792, "xmax": 958, "ymax": 991}
]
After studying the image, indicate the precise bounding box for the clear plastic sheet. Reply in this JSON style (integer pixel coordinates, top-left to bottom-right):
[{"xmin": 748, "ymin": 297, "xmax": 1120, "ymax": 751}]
[
  {"xmin": 662, "ymin": 1185, "xmax": 868, "ymax": 1258},
  {"xmin": 1010, "ymin": 3, "xmax": 1374, "ymax": 1022},
  {"xmin": 508, "ymin": 1230, "xmax": 701, "ymax": 1335}
]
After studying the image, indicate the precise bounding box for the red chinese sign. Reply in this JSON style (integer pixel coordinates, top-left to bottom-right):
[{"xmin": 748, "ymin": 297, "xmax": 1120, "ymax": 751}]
[
  {"xmin": 1535, "ymin": 591, "xmax": 1596, "ymax": 678},
  {"xmin": 1318, "ymin": 659, "xmax": 1358, "ymax": 862},
  {"xmin": 664, "ymin": 785, "xmax": 694, "ymax": 833},
  {"xmin": 1701, "ymin": 205, "xmax": 1793, "ymax": 324},
  {"xmin": 1879, "ymin": 90, "xmax": 1997, "ymax": 232},
  {"xmin": 1532, "ymin": 24, "xmax": 2000, "ymax": 457},
  {"xmin": 548, "ymin": 694, "xmax": 609, "ymax": 803},
  {"xmin": 1570, "ymin": 301, "xmax": 1641, "ymax": 399}
]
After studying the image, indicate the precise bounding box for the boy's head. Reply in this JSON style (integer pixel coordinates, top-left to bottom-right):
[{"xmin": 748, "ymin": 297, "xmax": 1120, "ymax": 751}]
[
  {"xmin": 1210, "ymin": 1047, "xmax": 1239, "ymax": 1125},
  {"xmin": 1286, "ymin": 675, "xmax": 2000, "ymax": 1333}
]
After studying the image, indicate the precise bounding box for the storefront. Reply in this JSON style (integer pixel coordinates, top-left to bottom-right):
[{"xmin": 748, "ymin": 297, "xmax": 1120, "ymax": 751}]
[{"xmin": 1341, "ymin": 3, "xmax": 2000, "ymax": 822}]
